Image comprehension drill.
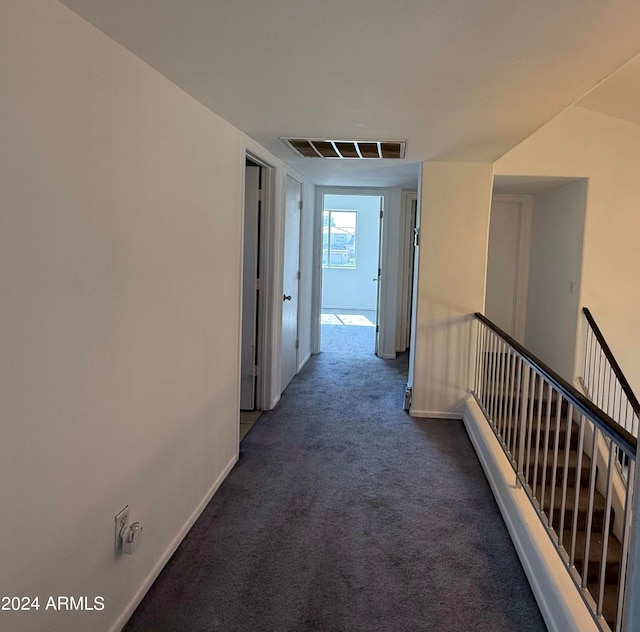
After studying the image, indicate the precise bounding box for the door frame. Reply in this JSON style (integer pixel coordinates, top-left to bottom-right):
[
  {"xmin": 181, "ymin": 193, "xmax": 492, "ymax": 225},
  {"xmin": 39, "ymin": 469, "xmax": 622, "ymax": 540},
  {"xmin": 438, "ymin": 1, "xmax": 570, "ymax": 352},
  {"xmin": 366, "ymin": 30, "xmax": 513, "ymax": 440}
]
[
  {"xmin": 240, "ymin": 162, "xmax": 261, "ymax": 410},
  {"xmin": 312, "ymin": 186, "xmax": 393, "ymax": 357},
  {"xmin": 487, "ymin": 194, "xmax": 533, "ymax": 342},
  {"xmin": 242, "ymin": 139, "xmax": 283, "ymax": 411},
  {"xmin": 397, "ymin": 190, "xmax": 418, "ymax": 352}
]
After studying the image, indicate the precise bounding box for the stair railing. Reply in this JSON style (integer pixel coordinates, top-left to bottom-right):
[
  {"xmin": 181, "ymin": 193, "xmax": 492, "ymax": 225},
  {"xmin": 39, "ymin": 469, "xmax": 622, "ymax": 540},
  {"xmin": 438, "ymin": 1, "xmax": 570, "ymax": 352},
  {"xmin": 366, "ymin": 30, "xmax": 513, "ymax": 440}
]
[
  {"xmin": 581, "ymin": 307, "xmax": 640, "ymax": 445},
  {"xmin": 473, "ymin": 313, "xmax": 637, "ymax": 632}
]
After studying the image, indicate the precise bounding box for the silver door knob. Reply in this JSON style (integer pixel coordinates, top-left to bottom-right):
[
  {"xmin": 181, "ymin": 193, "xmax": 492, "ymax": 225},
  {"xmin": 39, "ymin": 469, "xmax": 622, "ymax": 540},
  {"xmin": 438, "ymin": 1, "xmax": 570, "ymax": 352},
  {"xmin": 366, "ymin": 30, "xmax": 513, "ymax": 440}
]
[{"xmin": 283, "ymin": 294, "xmax": 292, "ymax": 301}]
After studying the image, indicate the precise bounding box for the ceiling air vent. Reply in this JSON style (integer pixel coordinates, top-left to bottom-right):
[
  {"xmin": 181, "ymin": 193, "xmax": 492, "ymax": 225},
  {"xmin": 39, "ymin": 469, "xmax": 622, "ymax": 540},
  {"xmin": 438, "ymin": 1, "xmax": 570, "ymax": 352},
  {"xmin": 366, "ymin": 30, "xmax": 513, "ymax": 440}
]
[{"xmin": 281, "ymin": 138, "xmax": 406, "ymax": 160}]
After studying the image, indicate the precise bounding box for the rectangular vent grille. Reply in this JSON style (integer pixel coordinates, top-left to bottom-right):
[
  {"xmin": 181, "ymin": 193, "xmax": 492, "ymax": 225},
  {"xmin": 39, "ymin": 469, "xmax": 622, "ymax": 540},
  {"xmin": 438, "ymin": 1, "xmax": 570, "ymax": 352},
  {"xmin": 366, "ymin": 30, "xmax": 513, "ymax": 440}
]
[{"xmin": 281, "ymin": 138, "xmax": 406, "ymax": 159}]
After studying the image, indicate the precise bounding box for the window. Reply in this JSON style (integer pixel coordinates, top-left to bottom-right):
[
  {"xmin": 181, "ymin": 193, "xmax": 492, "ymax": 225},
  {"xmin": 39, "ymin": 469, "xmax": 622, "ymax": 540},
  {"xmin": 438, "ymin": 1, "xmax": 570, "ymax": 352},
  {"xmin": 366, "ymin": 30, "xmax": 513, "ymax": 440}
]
[{"xmin": 322, "ymin": 210, "xmax": 357, "ymax": 268}]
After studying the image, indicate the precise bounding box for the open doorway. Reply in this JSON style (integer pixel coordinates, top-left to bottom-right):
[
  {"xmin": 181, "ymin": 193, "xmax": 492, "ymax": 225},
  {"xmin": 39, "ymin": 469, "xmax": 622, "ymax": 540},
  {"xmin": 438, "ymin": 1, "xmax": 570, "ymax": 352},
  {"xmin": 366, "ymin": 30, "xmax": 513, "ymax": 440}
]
[
  {"xmin": 487, "ymin": 179, "xmax": 587, "ymax": 381},
  {"xmin": 240, "ymin": 148, "xmax": 286, "ymax": 438},
  {"xmin": 320, "ymin": 193, "xmax": 382, "ymax": 354},
  {"xmin": 240, "ymin": 157, "xmax": 264, "ymax": 438}
]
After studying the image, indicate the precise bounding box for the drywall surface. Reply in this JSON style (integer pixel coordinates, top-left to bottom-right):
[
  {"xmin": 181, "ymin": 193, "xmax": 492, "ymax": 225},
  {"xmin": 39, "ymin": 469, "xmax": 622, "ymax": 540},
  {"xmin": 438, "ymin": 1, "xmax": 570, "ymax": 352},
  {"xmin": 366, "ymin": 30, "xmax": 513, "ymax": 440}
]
[
  {"xmin": 0, "ymin": 1, "xmax": 244, "ymax": 630},
  {"xmin": 411, "ymin": 162, "xmax": 493, "ymax": 416},
  {"xmin": 525, "ymin": 182, "xmax": 587, "ymax": 380},
  {"xmin": 496, "ymin": 106, "xmax": 640, "ymax": 394}
]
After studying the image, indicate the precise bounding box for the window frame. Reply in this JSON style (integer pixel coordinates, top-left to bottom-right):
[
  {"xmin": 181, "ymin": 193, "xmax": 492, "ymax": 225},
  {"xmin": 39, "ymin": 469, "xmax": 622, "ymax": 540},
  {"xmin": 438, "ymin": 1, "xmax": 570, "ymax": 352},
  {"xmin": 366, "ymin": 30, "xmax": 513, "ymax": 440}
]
[{"xmin": 321, "ymin": 209, "xmax": 358, "ymax": 269}]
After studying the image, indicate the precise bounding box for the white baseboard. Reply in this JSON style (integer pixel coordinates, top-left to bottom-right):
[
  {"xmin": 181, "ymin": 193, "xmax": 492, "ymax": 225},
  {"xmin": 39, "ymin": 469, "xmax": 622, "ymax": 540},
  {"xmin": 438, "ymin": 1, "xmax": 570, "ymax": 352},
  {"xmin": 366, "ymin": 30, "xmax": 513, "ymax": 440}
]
[
  {"xmin": 297, "ymin": 351, "xmax": 311, "ymax": 373},
  {"xmin": 110, "ymin": 453, "xmax": 238, "ymax": 632},
  {"xmin": 265, "ymin": 392, "xmax": 281, "ymax": 411},
  {"xmin": 322, "ymin": 305, "xmax": 376, "ymax": 311},
  {"xmin": 409, "ymin": 409, "xmax": 462, "ymax": 420},
  {"xmin": 463, "ymin": 396, "xmax": 598, "ymax": 632}
]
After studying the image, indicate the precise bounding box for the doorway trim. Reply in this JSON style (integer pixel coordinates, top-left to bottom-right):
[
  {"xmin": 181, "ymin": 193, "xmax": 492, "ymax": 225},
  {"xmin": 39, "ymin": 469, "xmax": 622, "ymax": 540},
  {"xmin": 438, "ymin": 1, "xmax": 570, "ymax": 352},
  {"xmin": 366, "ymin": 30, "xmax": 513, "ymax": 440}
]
[
  {"xmin": 312, "ymin": 186, "xmax": 394, "ymax": 357},
  {"xmin": 398, "ymin": 190, "xmax": 418, "ymax": 352},
  {"xmin": 242, "ymin": 138, "xmax": 284, "ymax": 411}
]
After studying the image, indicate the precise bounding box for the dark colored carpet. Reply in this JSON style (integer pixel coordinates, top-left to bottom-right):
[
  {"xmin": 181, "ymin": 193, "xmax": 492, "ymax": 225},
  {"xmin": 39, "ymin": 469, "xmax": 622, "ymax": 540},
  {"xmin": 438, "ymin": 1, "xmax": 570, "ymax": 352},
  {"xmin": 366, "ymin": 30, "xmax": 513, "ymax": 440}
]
[{"xmin": 124, "ymin": 324, "xmax": 547, "ymax": 632}]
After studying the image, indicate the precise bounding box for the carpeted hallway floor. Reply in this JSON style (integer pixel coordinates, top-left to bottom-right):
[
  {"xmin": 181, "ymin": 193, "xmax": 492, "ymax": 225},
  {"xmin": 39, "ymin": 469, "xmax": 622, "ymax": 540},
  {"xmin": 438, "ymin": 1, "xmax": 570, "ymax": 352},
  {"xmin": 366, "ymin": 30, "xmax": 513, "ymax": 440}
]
[{"xmin": 124, "ymin": 323, "xmax": 547, "ymax": 632}]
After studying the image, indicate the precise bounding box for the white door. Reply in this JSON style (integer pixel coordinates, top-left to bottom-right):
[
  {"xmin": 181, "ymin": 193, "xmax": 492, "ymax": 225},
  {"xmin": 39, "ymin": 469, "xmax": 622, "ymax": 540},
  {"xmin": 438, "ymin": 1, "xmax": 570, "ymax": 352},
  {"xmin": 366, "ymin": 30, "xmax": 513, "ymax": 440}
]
[
  {"xmin": 281, "ymin": 175, "xmax": 301, "ymax": 390},
  {"xmin": 240, "ymin": 165, "xmax": 260, "ymax": 409},
  {"xmin": 485, "ymin": 197, "xmax": 531, "ymax": 340}
]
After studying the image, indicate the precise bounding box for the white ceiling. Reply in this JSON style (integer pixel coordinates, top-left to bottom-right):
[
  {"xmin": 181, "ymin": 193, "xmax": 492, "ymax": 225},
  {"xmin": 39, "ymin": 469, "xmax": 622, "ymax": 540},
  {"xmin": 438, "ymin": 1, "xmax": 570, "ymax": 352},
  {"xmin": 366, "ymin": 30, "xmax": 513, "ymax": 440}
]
[
  {"xmin": 576, "ymin": 54, "xmax": 640, "ymax": 126},
  {"xmin": 59, "ymin": 0, "xmax": 640, "ymax": 188}
]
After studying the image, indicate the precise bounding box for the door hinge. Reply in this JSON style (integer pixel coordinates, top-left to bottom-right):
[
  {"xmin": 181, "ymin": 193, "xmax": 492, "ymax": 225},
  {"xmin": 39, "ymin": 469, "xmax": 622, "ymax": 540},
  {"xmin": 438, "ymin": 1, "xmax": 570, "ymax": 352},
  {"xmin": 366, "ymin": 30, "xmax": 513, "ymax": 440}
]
[
  {"xmin": 252, "ymin": 365, "xmax": 259, "ymax": 377},
  {"xmin": 378, "ymin": 267, "xmax": 382, "ymax": 278},
  {"xmin": 257, "ymin": 189, "xmax": 263, "ymax": 202},
  {"xmin": 299, "ymin": 200, "xmax": 303, "ymax": 211},
  {"xmin": 296, "ymin": 270, "xmax": 301, "ymax": 281},
  {"xmin": 380, "ymin": 210, "xmax": 384, "ymax": 219},
  {"xmin": 376, "ymin": 325, "xmax": 379, "ymax": 333},
  {"xmin": 295, "ymin": 339, "xmax": 299, "ymax": 350},
  {"xmin": 255, "ymin": 278, "xmax": 260, "ymax": 290}
]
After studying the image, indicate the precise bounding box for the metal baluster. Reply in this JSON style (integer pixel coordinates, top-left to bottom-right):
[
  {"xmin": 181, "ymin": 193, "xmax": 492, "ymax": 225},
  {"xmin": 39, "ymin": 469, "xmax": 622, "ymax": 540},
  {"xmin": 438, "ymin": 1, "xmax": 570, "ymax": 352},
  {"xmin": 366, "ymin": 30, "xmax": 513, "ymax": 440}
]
[
  {"xmin": 616, "ymin": 458, "xmax": 635, "ymax": 632},
  {"xmin": 588, "ymin": 329, "xmax": 596, "ymax": 398},
  {"xmin": 511, "ymin": 357, "xmax": 523, "ymax": 464},
  {"xmin": 582, "ymin": 426, "xmax": 600, "ymax": 590},
  {"xmin": 558, "ymin": 403, "xmax": 574, "ymax": 547},
  {"xmin": 489, "ymin": 333, "xmax": 498, "ymax": 425},
  {"xmin": 517, "ymin": 364, "xmax": 531, "ymax": 487},
  {"xmin": 540, "ymin": 382, "xmax": 553, "ymax": 520},
  {"xmin": 496, "ymin": 340, "xmax": 506, "ymax": 437},
  {"xmin": 569, "ymin": 414, "xmax": 586, "ymax": 566},
  {"xmin": 596, "ymin": 348, "xmax": 604, "ymax": 411},
  {"xmin": 501, "ymin": 348, "xmax": 512, "ymax": 444},
  {"xmin": 606, "ymin": 366, "xmax": 613, "ymax": 420},
  {"xmin": 492, "ymin": 333, "xmax": 501, "ymax": 427},
  {"xmin": 583, "ymin": 325, "xmax": 590, "ymax": 390},
  {"xmin": 597, "ymin": 442, "xmax": 616, "ymax": 618},
  {"xmin": 594, "ymin": 345, "xmax": 601, "ymax": 408},
  {"xmin": 480, "ymin": 326, "xmax": 488, "ymax": 409},
  {"xmin": 507, "ymin": 356, "xmax": 522, "ymax": 463},
  {"xmin": 532, "ymin": 376, "xmax": 545, "ymax": 498},
  {"xmin": 480, "ymin": 328, "xmax": 488, "ymax": 411},
  {"xmin": 585, "ymin": 327, "xmax": 593, "ymax": 395},
  {"xmin": 506, "ymin": 350, "xmax": 517, "ymax": 454},
  {"xmin": 473, "ymin": 320, "xmax": 481, "ymax": 395},
  {"xmin": 480, "ymin": 323, "xmax": 487, "ymax": 399},
  {"xmin": 525, "ymin": 371, "xmax": 537, "ymax": 486},
  {"xmin": 548, "ymin": 393, "xmax": 564, "ymax": 535}
]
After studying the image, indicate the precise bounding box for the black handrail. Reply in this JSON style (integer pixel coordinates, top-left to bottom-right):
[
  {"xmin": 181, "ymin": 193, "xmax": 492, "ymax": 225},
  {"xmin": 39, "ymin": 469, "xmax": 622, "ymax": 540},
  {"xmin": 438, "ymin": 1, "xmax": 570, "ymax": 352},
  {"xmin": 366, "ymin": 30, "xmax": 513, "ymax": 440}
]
[
  {"xmin": 583, "ymin": 307, "xmax": 640, "ymax": 418},
  {"xmin": 475, "ymin": 312, "xmax": 637, "ymax": 458}
]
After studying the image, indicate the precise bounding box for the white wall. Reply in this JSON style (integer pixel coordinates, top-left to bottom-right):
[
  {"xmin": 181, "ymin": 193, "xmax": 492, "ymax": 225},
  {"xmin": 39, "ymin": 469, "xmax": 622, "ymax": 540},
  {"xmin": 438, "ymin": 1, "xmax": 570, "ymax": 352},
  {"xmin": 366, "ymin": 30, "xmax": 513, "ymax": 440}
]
[
  {"xmin": 496, "ymin": 106, "xmax": 640, "ymax": 393},
  {"xmin": 410, "ymin": 162, "xmax": 493, "ymax": 417},
  {"xmin": 525, "ymin": 182, "xmax": 587, "ymax": 380},
  {"xmin": 321, "ymin": 194, "xmax": 381, "ymax": 311},
  {"xmin": 0, "ymin": 2, "xmax": 246, "ymax": 630}
]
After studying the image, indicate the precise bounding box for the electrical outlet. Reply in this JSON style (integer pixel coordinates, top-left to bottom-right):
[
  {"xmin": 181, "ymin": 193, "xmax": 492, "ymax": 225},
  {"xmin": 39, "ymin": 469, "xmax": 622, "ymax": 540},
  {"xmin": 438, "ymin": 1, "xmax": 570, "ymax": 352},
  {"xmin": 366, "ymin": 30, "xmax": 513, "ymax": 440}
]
[{"xmin": 115, "ymin": 505, "xmax": 129, "ymax": 550}]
